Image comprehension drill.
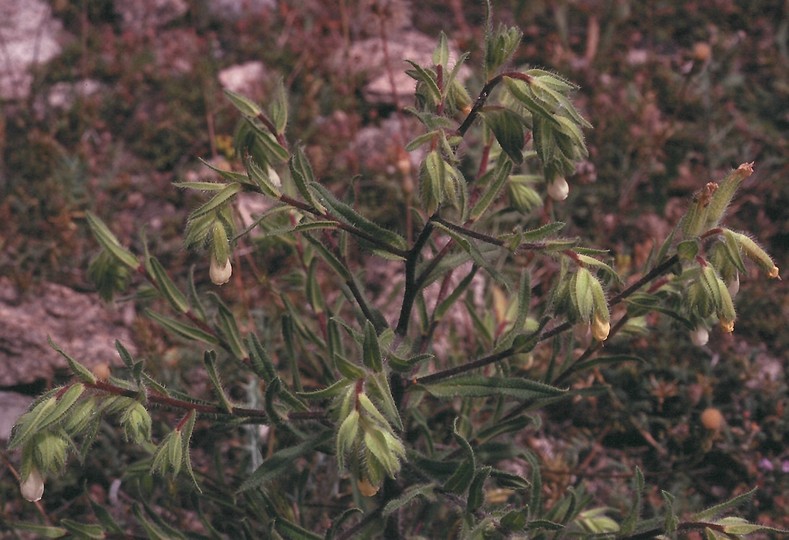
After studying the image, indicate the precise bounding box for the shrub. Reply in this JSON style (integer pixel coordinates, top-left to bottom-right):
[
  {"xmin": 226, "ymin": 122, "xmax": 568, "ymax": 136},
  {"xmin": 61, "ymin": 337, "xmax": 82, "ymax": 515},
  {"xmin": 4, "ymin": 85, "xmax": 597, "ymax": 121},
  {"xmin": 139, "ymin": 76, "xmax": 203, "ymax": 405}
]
[{"xmin": 7, "ymin": 4, "xmax": 784, "ymax": 539}]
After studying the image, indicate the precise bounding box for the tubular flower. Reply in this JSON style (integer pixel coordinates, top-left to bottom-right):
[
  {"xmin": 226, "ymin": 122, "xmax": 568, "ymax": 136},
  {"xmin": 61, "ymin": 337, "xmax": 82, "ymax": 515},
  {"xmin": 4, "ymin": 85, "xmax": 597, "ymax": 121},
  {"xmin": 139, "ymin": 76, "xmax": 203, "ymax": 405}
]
[
  {"xmin": 20, "ymin": 468, "xmax": 44, "ymax": 502},
  {"xmin": 547, "ymin": 177, "xmax": 569, "ymax": 201},
  {"xmin": 210, "ymin": 257, "xmax": 232, "ymax": 285},
  {"xmin": 591, "ymin": 314, "xmax": 610, "ymax": 341},
  {"xmin": 690, "ymin": 326, "xmax": 709, "ymax": 346}
]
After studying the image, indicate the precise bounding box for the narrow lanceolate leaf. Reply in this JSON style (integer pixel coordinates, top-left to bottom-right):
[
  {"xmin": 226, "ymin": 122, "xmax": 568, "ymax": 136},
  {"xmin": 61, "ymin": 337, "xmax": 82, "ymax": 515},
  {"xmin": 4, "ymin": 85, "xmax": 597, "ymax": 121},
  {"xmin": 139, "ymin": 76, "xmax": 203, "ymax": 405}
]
[
  {"xmin": 240, "ymin": 430, "xmax": 334, "ymax": 491},
  {"xmin": 362, "ymin": 320, "xmax": 383, "ymax": 372},
  {"xmin": 37, "ymin": 382, "xmax": 86, "ymax": 431},
  {"xmin": 49, "ymin": 337, "xmax": 96, "ymax": 384},
  {"xmin": 289, "ymin": 145, "xmax": 325, "ymax": 212},
  {"xmin": 172, "ymin": 181, "xmax": 229, "ymax": 191},
  {"xmin": 246, "ymin": 333, "xmax": 277, "ymax": 382},
  {"xmin": 203, "ymin": 351, "xmax": 234, "ymax": 413},
  {"xmin": 467, "ymin": 466, "xmax": 492, "ymax": 512},
  {"xmin": 223, "ymin": 88, "xmax": 262, "ymax": 117},
  {"xmin": 382, "ymin": 483, "xmax": 437, "ymax": 517},
  {"xmin": 86, "ymin": 211, "xmax": 139, "ymax": 269},
  {"xmin": 148, "ymin": 257, "xmax": 189, "ymax": 313},
  {"xmin": 274, "ymin": 517, "xmax": 323, "ymax": 540},
  {"xmin": 423, "ymin": 376, "xmax": 565, "ymax": 399},
  {"xmin": 197, "ymin": 157, "xmax": 252, "ymax": 184},
  {"xmin": 691, "ymin": 488, "xmax": 757, "ymax": 521},
  {"xmin": 245, "ymin": 155, "xmax": 281, "ymax": 198},
  {"xmin": 145, "ymin": 310, "xmax": 219, "ymax": 345},
  {"xmin": 443, "ymin": 418, "xmax": 476, "ymax": 494},
  {"xmin": 189, "ymin": 183, "xmax": 244, "ymax": 218},
  {"xmin": 213, "ymin": 296, "xmax": 247, "ymax": 359},
  {"xmin": 297, "ymin": 378, "xmax": 354, "ymax": 400},
  {"xmin": 309, "ymin": 183, "xmax": 407, "ymax": 252},
  {"xmin": 270, "ymin": 77, "xmax": 289, "ymax": 134},
  {"xmin": 469, "ymin": 158, "xmax": 513, "ymax": 220},
  {"xmin": 367, "ymin": 371, "xmax": 403, "ymax": 431}
]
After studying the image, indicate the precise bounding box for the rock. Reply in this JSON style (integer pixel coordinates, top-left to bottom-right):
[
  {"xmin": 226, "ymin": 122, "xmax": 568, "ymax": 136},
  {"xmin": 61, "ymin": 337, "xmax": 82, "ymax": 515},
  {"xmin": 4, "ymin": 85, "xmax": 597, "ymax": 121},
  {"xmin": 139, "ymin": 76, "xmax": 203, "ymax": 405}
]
[
  {"xmin": 0, "ymin": 392, "xmax": 33, "ymax": 441},
  {"xmin": 208, "ymin": 0, "xmax": 276, "ymax": 20},
  {"xmin": 218, "ymin": 61, "xmax": 269, "ymax": 98},
  {"xmin": 340, "ymin": 29, "xmax": 470, "ymax": 106},
  {"xmin": 0, "ymin": 278, "xmax": 135, "ymax": 386},
  {"xmin": 0, "ymin": 0, "xmax": 70, "ymax": 100},
  {"xmin": 115, "ymin": 0, "xmax": 189, "ymax": 32}
]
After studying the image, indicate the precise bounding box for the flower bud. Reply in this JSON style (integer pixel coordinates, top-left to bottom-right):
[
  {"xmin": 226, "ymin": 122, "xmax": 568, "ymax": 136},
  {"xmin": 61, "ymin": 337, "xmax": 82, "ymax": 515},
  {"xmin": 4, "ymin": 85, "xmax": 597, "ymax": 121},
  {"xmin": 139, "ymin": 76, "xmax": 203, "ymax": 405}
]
[
  {"xmin": 209, "ymin": 257, "xmax": 232, "ymax": 285},
  {"xmin": 591, "ymin": 314, "xmax": 610, "ymax": 341},
  {"xmin": 357, "ymin": 477, "xmax": 380, "ymax": 497},
  {"xmin": 20, "ymin": 468, "xmax": 45, "ymax": 502},
  {"xmin": 547, "ymin": 177, "xmax": 569, "ymax": 201},
  {"xmin": 267, "ymin": 165, "xmax": 282, "ymax": 188},
  {"xmin": 700, "ymin": 407, "xmax": 724, "ymax": 431},
  {"xmin": 690, "ymin": 326, "xmax": 709, "ymax": 346}
]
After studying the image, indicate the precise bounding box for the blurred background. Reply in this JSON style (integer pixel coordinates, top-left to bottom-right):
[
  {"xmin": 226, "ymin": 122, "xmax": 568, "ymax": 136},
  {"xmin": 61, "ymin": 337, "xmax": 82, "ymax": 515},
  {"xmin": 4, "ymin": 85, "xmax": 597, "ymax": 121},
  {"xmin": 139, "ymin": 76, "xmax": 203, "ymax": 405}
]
[{"xmin": 0, "ymin": 0, "xmax": 786, "ymax": 530}]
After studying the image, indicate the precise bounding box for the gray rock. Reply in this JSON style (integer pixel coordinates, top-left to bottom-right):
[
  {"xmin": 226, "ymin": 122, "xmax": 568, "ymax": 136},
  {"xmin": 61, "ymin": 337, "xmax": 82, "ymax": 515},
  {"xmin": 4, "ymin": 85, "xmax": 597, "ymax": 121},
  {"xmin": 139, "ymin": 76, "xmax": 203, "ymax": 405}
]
[
  {"xmin": 0, "ymin": 0, "xmax": 69, "ymax": 100},
  {"xmin": 0, "ymin": 278, "xmax": 135, "ymax": 386},
  {"xmin": 0, "ymin": 391, "xmax": 32, "ymax": 441},
  {"xmin": 218, "ymin": 61, "xmax": 269, "ymax": 97},
  {"xmin": 340, "ymin": 29, "xmax": 469, "ymax": 106},
  {"xmin": 208, "ymin": 0, "xmax": 276, "ymax": 20},
  {"xmin": 115, "ymin": 0, "xmax": 189, "ymax": 32}
]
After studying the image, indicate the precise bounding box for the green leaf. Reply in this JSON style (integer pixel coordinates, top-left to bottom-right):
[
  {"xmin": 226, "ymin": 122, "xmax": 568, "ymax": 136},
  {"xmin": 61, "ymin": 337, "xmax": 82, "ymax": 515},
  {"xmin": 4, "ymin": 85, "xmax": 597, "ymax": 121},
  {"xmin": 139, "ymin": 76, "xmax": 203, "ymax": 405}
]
[
  {"xmin": 423, "ymin": 376, "xmax": 565, "ymax": 400},
  {"xmin": 303, "ymin": 233, "xmax": 352, "ymax": 281},
  {"xmin": 224, "ymin": 88, "xmax": 263, "ymax": 117},
  {"xmin": 60, "ymin": 519, "xmax": 106, "ymax": 539},
  {"xmin": 85, "ymin": 211, "xmax": 139, "ymax": 269},
  {"xmin": 48, "ymin": 337, "xmax": 96, "ymax": 384},
  {"xmin": 213, "ymin": 294, "xmax": 247, "ymax": 359},
  {"xmin": 432, "ymin": 31, "xmax": 450, "ymax": 67},
  {"xmin": 692, "ymin": 488, "xmax": 757, "ymax": 521},
  {"xmin": 197, "ymin": 157, "xmax": 252, "ymax": 183},
  {"xmin": 677, "ymin": 239, "xmax": 700, "ymax": 262},
  {"xmin": 274, "ymin": 517, "xmax": 323, "ymax": 540},
  {"xmin": 467, "ymin": 466, "xmax": 492, "ymax": 512},
  {"xmin": 245, "ymin": 155, "xmax": 282, "ymax": 198},
  {"xmin": 362, "ymin": 320, "xmax": 382, "ymax": 372},
  {"xmin": 382, "ymin": 483, "xmax": 437, "ymax": 517},
  {"xmin": 289, "ymin": 145, "xmax": 325, "ymax": 212},
  {"xmin": 310, "ymin": 183, "xmax": 407, "ymax": 252},
  {"xmin": 145, "ymin": 310, "xmax": 220, "ymax": 345},
  {"xmin": 239, "ymin": 430, "xmax": 334, "ymax": 491},
  {"xmin": 270, "ymin": 77, "xmax": 289, "ymax": 134},
  {"xmin": 148, "ymin": 256, "xmax": 189, "ymax": 313},
  {"xmin": 482, "ymin": 109, "xmax": 526, "ymax": 164},
  {"xmin": 504, "ymin": 77, "xmax": 561, "ymax": 126},
  {"xmin": 203, "ymin": 351, "xmax": 234, "ymax": 413},
  {"xmin": 620, "ymin": 467, "xmax": 644, "ymax": 534},
  {"xmin": 443, "ymin": 418, "xmax": 476, "ymax": 494},
  {"xmin": 469, "ymin": 157, "xmax": 513, "ymax": 220},
  {"xmin": 7, "ymin": 523, "xmax": 67, "ymax": 538},
  {"xmin": 297, "ymin": 378, "xmax": 354, "ymax": 400},
  {"xmin": 247, "ymin": 333, "xmax": 278, "ymax": 382},
  {"xmin": 189, "ymin": 182, "xmax": 244, "ymax": 219},
  {"xmin": 405, "ymin": 60, "xmax": 441, "ymax": 103},
  {"xmin": 172, "ymin": 181, "xmax": 230, "ymax": 191},
  {"xmin": 367, "ymin": 371, "xmax": 403, "ymax": 431}
]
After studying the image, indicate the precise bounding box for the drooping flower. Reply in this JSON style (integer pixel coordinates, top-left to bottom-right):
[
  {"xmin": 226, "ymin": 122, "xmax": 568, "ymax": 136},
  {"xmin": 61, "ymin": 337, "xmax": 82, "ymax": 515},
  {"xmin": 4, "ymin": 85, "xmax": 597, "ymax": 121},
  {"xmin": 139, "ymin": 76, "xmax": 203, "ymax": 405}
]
[
  {"xmin": 690, "ymin": 326, "xmax": 709, "ymax": 347},
  {"xmin": 209, "ymin": 257, "xmax": 232, "ymax": 285},
  {"xmin": 20, "ymin": 468, "xmax": 44, "ymax": 502},
  {"xmin": 591, "ymin": 314, "xmax": 610, "ymax": 341},
  {"xmin": 547, "ymin": 177, "xmax": 569, "ymax": 201}
]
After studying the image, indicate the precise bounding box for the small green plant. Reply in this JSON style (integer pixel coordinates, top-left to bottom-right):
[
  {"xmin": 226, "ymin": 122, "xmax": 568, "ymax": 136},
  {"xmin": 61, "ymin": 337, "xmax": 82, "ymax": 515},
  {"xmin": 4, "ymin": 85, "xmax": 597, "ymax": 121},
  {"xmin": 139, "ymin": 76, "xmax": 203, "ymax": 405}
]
[{"xmin": 7, "ymin": 5, "xmax": 784, "ymax": 539}]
